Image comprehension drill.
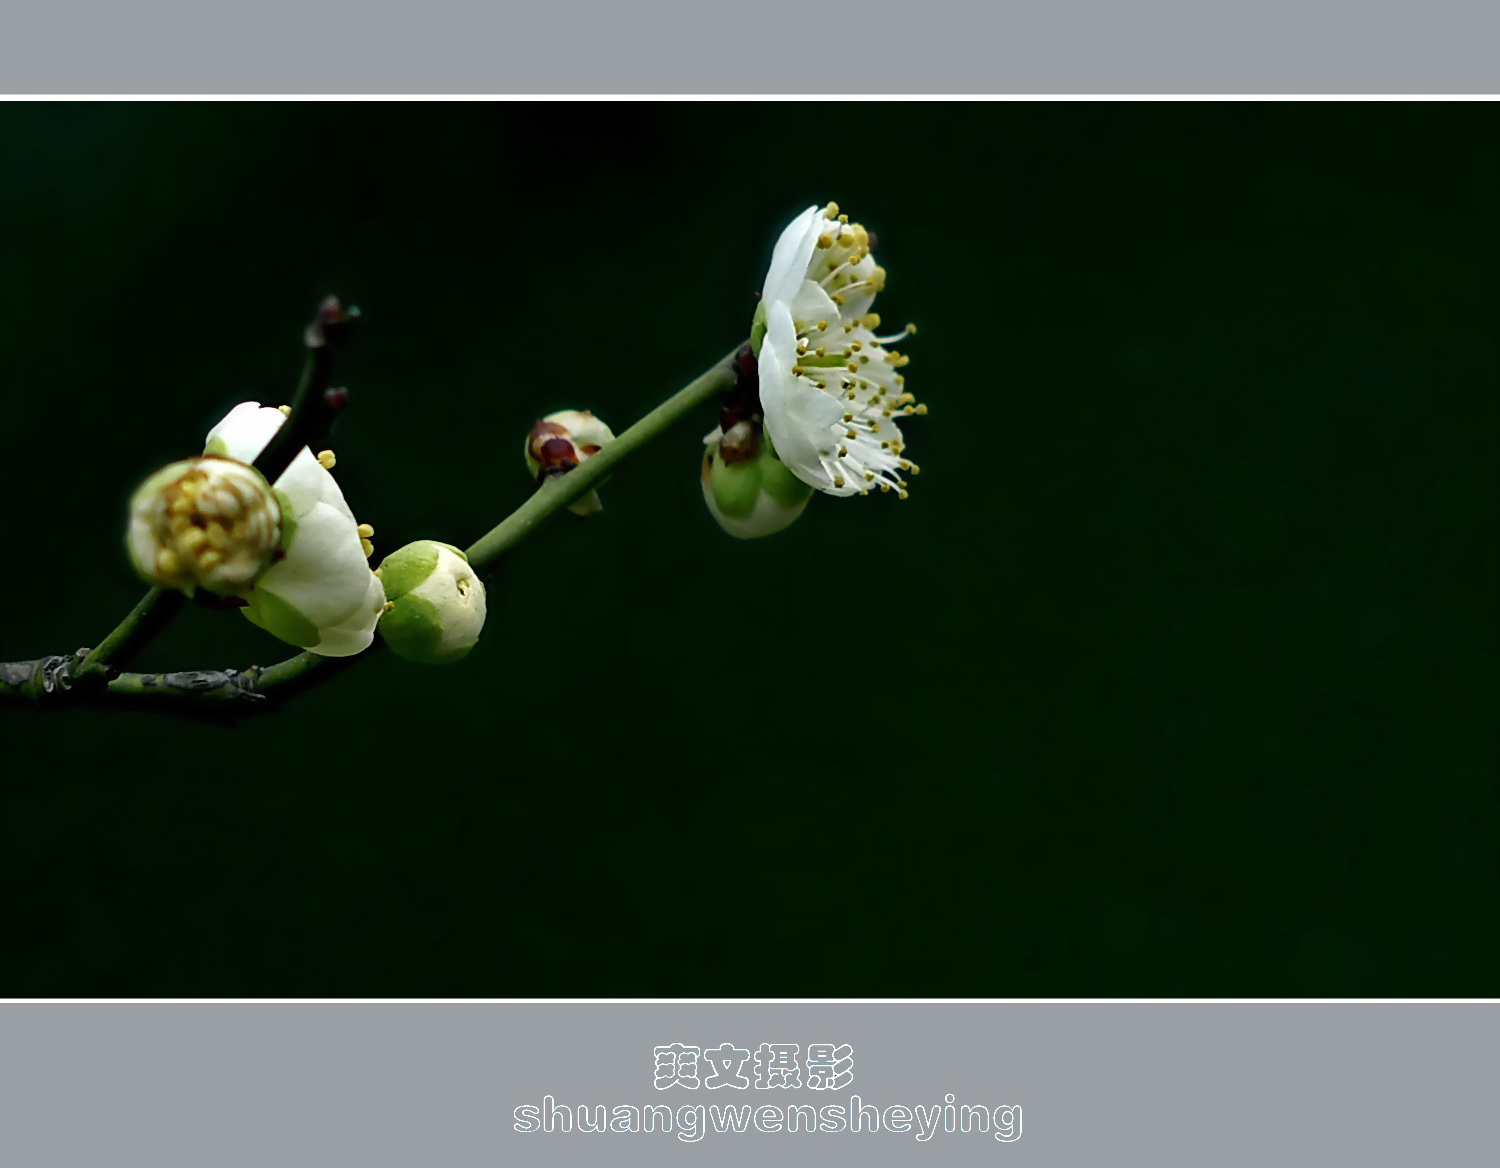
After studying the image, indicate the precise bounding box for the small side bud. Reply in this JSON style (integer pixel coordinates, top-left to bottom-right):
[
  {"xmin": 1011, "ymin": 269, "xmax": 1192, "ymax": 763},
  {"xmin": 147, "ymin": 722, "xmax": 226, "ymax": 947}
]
[
  {"xmin": 376, "ymin": 540, "xmax": 487, "ymax": 664},
  {"xmin": 127, "ymin": 456, "xmax": 281, "ymax": 595},
  {"xmin": 523, "ymin": 409, "xmax": 616, "ymax": 516},
  {"xmin": 701, "ymin": 421, "xmax": 813, "ymax": 539}
]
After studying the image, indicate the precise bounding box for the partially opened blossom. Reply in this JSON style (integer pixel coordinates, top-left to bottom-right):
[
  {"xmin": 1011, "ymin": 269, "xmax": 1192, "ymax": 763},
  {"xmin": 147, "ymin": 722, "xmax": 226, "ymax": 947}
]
[
  {"xmin": 128, "ymin": 456, "xmax": 281, "ymax": 596},
  {"xmin": 128, "ymin": 402, "xmax": 384, "ymax": 657},
  {"xmin": 753, "ymin": 202, "xmax": 924, "ymax": 499},
  {"xmin": 524, "ymin": 409, "xmax": 616, "ymax": 516}
]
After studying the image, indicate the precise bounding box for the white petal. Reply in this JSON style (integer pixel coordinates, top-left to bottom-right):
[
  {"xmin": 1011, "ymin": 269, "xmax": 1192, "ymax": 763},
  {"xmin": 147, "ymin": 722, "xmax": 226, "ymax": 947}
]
[
  {"xmin": 788, "ymin": 279, "xmax": 840, "ymax": 332},
  {"xmin": 204, "ymin": 402, "xmax": 285, "ymax": 462},
  {"xmin": 273, "ymin": 447, "xmax": 354, "ymax": 524},
  {"xmin": 255, "ymin": 495, "xmax": 371, "ymax": 628},
  {"xmin": 761, "ymin": 205, "xmax": 821, "ymax": 309},
  {"xmin": 757, "ymin": 302, "xmax": 843, "ymax": 493},
  {"xmin": 306, "ymin": 571, "xmax": 385, "ymax": 657}
]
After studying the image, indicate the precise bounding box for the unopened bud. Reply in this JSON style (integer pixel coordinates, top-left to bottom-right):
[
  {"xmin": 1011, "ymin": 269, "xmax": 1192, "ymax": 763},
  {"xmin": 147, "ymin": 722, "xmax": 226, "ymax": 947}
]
[
  {"xmin": 701, "ymin": 420, "xmax": 812, "ymax": 539},
  {"xmin": 524, "ymin": 409, "xmax": 616, "ymax": 516},
  {"xmin": 377, "ymin": 540, "xmax": 487, "ymax": 664},
  {"xmin": 128, "ymin": 456, "xmax": 280, "ymax": 595}
]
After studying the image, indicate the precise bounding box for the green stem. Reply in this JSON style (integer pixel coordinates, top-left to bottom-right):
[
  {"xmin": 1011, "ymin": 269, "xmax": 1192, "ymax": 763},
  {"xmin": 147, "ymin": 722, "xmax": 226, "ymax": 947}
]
[
  {"xmin": 465, "ymin": 342, "xmax": 744, "ymax": 571},
  {"xmin": 73, "ymin": 587, "xmax": 185, "ymax": 682}
]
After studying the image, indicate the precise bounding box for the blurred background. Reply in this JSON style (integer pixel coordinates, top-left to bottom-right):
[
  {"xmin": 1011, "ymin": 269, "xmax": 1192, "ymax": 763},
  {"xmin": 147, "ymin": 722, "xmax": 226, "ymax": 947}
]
[{"xmin": 1, "ymin": 103, "xmax": 1494, "ymax": 995}]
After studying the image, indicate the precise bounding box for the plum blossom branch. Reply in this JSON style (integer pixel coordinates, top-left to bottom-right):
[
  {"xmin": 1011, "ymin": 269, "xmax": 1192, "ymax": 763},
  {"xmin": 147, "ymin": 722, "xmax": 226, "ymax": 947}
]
[
  {"xmin": 0, "ymin": 341, "xmax": 746, "ymax": 713},
  {"xmin": 67, "ymin": 298, "xmax": 360, "ymax": 688}
]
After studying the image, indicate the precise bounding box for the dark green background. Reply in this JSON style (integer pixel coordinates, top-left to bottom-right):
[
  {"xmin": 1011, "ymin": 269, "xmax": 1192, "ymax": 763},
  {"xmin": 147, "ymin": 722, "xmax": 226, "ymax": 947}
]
[{"xmin": 1, "ymin": 104, "xmax": 1495, "ymax": 995}]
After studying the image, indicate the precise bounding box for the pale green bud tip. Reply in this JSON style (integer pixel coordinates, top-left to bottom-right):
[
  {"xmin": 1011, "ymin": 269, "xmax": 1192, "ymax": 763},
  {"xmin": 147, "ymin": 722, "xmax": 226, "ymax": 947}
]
[
  {"xmin": 701, "ymin": 422, "xmax": 812, "ymax": 540},
  {"xmin": 127, "ymin": 456, "xmax": 280, "ymax": 595},
  {"xmin": 524, "ymin": 409, "xmax": 616, "ymax": 517},
  {"xmin": 376, "ymin": 540, "xmax": 486, "ymax": 664}
]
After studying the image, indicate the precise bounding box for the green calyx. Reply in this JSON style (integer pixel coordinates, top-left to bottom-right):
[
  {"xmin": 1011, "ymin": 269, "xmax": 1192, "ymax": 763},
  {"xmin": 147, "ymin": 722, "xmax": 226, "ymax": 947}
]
[
  {"xmin": 272, "ymin": 488, "xmax": 297, "ymax": 551},
  {"xmin": 379, "ymin": 592, "xmax": 472, "ymax": 665},
  {"xmin": 378, "ymin": 540, "xmax": 468, "ymax": 601},
  {"xmin": 706, "ymin": 430, "xmax": 813, "ymax": 519},
  {"xmin": 241, "ymin": 587, "xmax": 320, "ymax": 649},
  {"xmin": 750, "ymin": 300, "xmax": 767, "ymax": 358}
]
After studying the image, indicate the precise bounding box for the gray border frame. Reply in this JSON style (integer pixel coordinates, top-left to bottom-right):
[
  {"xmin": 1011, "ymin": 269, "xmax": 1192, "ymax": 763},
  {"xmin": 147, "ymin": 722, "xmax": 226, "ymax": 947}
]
[
  {"xmin": 1, "ymin": 2, "xmax": 1497, "ymax": 93},
  {"xmin": 2, "ymin": 1003, "xmax": 1495, "ymax": 1166}
]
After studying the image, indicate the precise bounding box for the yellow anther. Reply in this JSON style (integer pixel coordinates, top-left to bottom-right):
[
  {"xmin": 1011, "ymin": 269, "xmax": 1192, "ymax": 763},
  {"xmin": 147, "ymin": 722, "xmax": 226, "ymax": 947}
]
[
  {"xmin": 851, "ymin": 340, "xmax": 862, "ymax": 351},
  {"xmin": 846, "ymin": 428, "xmax": 857, "ymax": 439},
  {"xmin": 170, "ymin": 496, "xmax": 194, "ymax": 516},
  {"xmin": 826, "ymin": 259, "xmax": 839, "ymax": 271},
  {"xmin": 817, "ymin": 320, "xmax": 828, "ymax": 331},
  {"xmin": 817, "ymin": 380, "xmax": 828, "ymax": 389},
  {"xmin": 823, "ymin": 201, "xmax": 840, "ymax": 219},
  {"xmin": 382, "ymin": 601, "xmax": 395, "ymax": 614},
  {"xmin": 883, "ymin": 409, "xmax": 894, "ymax": 418},
  {"xmin": 838, "ymin": 213, "xmax": 849, "ymax": 224},
  {"xmin": 909, "ymin": 464, "xmax": 921, "ymax": 475},
  {"xmin": 203, "ymin": 522, "xmax": 229, "ymax": 549},
  {"xmin": 864, "ymin": 472, "xmax": 875, "ymax": 482},
  {"xmin": 832, "ymin": 294, "xmax": 844, "ymax": 304},
  {"xmin": 360, "ymin": 538, "xmax": 375, "ymax": 558},
  {"xmin": 881, "ymin": 441, "xmax": 891, "ymax": 450},
  {"xmin": 914, "ymin": 404, "xmax": 928, "ymax": 415},
  {"xmin": 815, "ymin": 346, "xmax": 826, "ymax": 357},
  {"xmin": 880, "ymin": 483, "xmax": 891, "ymax": 493},
  {"xmin": 816, "ymin": 233, "xmax": 833, "ymax": 249},
  {"xmin": 155, "ymin": 548, "xmax": 180, "ymax": 576},
  {"xmin": 357, "ymin": 523, "xmax": 374, "ymax": 539},
  {"xmin": 900, "ymin": 459, "xmax": 911, "ymax": 470},
  {"xmin": 317, "ymin": 450, "xmax": 337, "ymax": 469},
  {"xmin": 870, "ymin": 421, "xmax": 880, "ymax": 433},
  {"xmin": 846, "ymin": 361, "xmax": 858, "ymax": 372},
  {"xmin": 906, "ymin": 323, "xmax": 918, "ymax": 335},
  {"xmin": 833, "ymin": 475, "xmax": 845, "ymax": 488},
  {"xmin": 198, "ymin": 550, "xmax": 223, "ymax": 571},
  {"xmin": 898, "ymin": 489, "xmax": 909, "ymax": 500},
  {"xmin": 277, "ymin": 404, "xmax": 292, "ymax": 417},
  {"xmin": 847, "ymin": 391, "xmax": 857, "ymax": 400},
  {"xmin": 797, "ymin": 345, "xmax": 808, "ymax": 356},
  {"xmin": 178, "ymin": 526, "xmax": 208, "ymax": 553},
  {"xmin": 859, "ymin": 489, "xmax": 869, "ymax": 496},
  {"xmin": 865, "ymin": 313, "xmax": 882, "ymax": 329},
  {"xmin": 792, "ymin": 365, "xmax": 805, "ymax": 376}
]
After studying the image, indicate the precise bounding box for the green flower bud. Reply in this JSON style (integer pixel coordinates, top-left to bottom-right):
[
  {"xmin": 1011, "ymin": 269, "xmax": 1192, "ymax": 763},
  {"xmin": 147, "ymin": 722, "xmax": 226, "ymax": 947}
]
[
  {"xmin": 376, "ymin": 540, "xmax": 487, "ymax": 664},
  {"xmin": 524, "ymin": 409, "xmax": 616, "ymax": 516},
  {"xmin": 700, "ymin": 419, "xmax": 812, "ymax": 539}
]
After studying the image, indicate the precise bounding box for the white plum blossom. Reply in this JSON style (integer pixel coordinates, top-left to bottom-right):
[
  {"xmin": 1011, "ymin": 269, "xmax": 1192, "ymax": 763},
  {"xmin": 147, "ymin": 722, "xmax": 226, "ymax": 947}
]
[
  {"xmin": 127, "ymin": 401, "xmax": 384, "ymax": 657},
  {"xmin": 205, "ymin": 402, "xmax": 384, "ymax": 657},
  {"xmin": 754, "ymin": 202, "xmax": 923, "ymax": 498}
]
